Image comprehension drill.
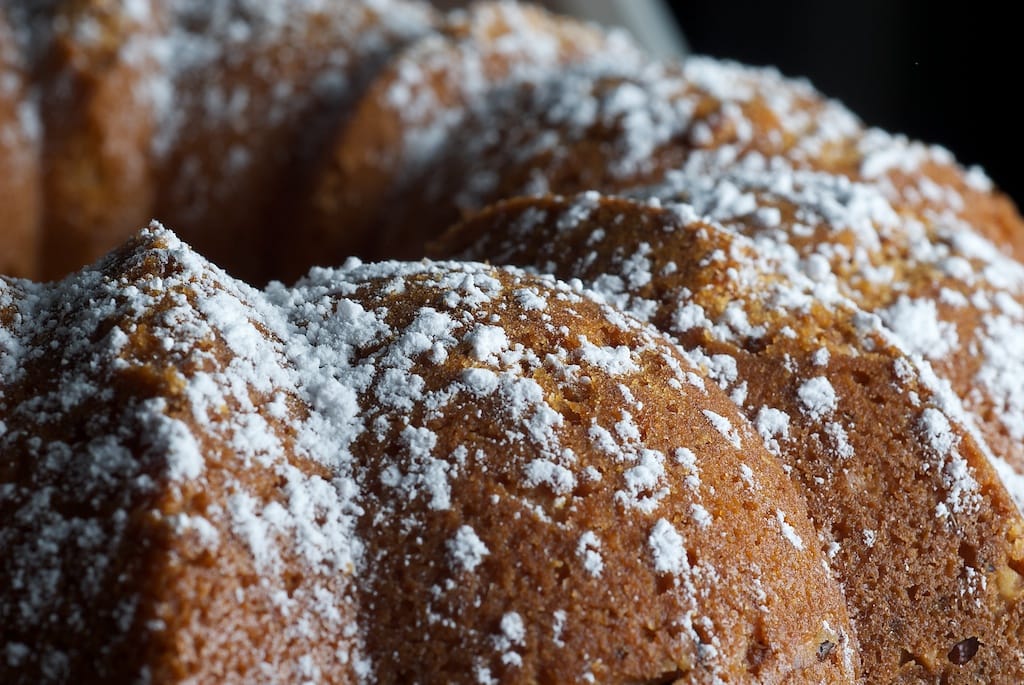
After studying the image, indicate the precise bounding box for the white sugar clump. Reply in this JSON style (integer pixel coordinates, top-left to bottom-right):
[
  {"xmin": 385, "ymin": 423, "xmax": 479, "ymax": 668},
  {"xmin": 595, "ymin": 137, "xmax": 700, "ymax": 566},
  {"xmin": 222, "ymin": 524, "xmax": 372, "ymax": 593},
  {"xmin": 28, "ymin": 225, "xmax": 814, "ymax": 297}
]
[
  {"xmin": 616, "ymin": 449, "xmax": 670, "ymax": 513},
  {"xmin": 379, "ymin": 425, "xmax": 452, "ymax": 511},
  {"xmin": 466, "ymin": 324, "xmax": 509, "ymax": 362},
  {"xmin": 576, "ymin": 335, "xmax": 640, "ymax": 375},
  {"xmin": 919, "ymin": 408, "xmax": 957, "ymax": 456},
  {"xmin": 524, "ymin": 459, "xmax": 576, "ymax": 495},
  {"xmin": 461, "ymin": 367, "xmax": 500, "ymax": 396},
  {"xmin": 797, "ymin": 377, "xmax": 837, "ymax": 421},
  {"xmin": 495, "ymin": 612, "xmax": 527, "ymax": 667},
  {"xmin": 755, "ymin": 406, "xmax": 790, "ymax": 455},
  {"xmin": 648, "ymin": 518, "xmax": 688, "ymax": 575},
  {"xmin": 775, "ymin": 510, "xmax": 804, "ymax": 550},
  {"xmin": 701, "ymin": 409, "xmax": 742, "ymax": 448},
  {"xmin": 576, "ymin": 531, "xmax": 604, "ymax": 577},
  {"xmin": 152, "ymin": 414, "xmax": 205, "ymax": 481},
  {"xmin": 879, "ymin": 297, "xmax": 959, "ymax": 361},
  {"xmin": 690, "ymin": 503, "xmax": 712, "ymax": 529},
  {"xmin": 448, "ymin": 525, "xmax": 489, "ymax": 573}
]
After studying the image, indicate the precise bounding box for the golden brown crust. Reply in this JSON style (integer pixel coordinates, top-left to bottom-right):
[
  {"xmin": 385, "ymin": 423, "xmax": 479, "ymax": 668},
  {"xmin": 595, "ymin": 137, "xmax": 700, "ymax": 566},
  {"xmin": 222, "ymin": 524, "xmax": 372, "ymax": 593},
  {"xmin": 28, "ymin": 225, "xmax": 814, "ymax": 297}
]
[
  {"xmin": 0, "ymin": 231, "xmax": 363, "ymax": 681},
  {"xmin": 316, "ymin": 54, "xmax": 861, "ymax": 268},
  {"xmin": 0, "ymin": 0, "xmax": 437, "ymax": 283},
  {"xmin": 290, "ymin": 1, "xmax": 646, "ymax": 279},
  {"xmin": 432, "ymin": 193, "xmax": 1024, "ymax": 681},
  {"xmin": 626, "ymin": 160, "xmax": 1024, "ymax": 491},
  {"xmin": 371, "ymin": 49, "xmax": 1024, "ymax": 279},
  {"xmin": 152, "ymin": 0, "xmax": 437, "ymax": 283},
  {"xmin": 345, "ymin": 263, "xmax": 857, "ymax": 683},
  {"xmin": 2, "ymin": 1, "xmax": 1024, "ymax": 681},
  {"xmin": 1, "ymin": 226, "xmax": 857, "ymax": 683}
]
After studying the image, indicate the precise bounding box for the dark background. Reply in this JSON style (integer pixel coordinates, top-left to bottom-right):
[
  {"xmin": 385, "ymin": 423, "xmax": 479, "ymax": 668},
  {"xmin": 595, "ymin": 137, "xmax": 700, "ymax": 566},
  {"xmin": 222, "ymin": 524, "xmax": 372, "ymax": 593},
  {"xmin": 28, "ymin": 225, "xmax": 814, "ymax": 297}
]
[{"xmin": 668, "ymin": 1, "xmax": 1023, "ymax": 205}]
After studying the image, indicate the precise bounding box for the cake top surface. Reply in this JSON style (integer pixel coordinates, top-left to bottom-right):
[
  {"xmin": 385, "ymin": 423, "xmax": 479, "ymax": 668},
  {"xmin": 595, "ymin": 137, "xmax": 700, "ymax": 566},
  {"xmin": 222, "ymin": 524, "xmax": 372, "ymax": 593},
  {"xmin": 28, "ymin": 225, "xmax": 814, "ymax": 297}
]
[
  {"xmin": 2, "ymin": 225, "xmax": 855, "ymax": 682},
  {"xmin": 2, "ymin": 0, "xmax": 436, "ymax": 177},
  {"xmin": 433, "ymin": 185, "xmax": 1024, "ymax": 679},
  {"xmin": 436, "ymin": 150, "xmax": 1024, "ymax": 510}
]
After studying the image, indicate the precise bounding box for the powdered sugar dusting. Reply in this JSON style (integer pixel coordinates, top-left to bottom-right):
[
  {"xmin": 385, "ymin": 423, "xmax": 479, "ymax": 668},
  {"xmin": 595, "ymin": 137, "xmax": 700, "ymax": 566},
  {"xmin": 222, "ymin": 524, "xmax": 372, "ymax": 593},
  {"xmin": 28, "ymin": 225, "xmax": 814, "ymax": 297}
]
[
  {"xmin": 775, "ymin": 510, "xmax": 804, "ymax": 550},
  {"xmin": 797, "ymin": 377, "xmax": 837, "ymax": 421},
  {"xmin": 648, "ymin": 518, "xmax": 687, "ymax": 575},
  {"xmin": 448, "ymin": 525, "xmax": 489, "ymax": 573},
  {"xmin": 576, "ymin": 531, "xmax": 604, "ymax": 577},
  {"xmin": 879, "ymin": 297, "xmax": 958, "ymax": 361},
  {"xmin": 3, "ymin": 224, "xmax": 834, "ymax": 682},
  {"xmin": 701, "ymin": 409, "xmax": 742, "ymax": 448}
]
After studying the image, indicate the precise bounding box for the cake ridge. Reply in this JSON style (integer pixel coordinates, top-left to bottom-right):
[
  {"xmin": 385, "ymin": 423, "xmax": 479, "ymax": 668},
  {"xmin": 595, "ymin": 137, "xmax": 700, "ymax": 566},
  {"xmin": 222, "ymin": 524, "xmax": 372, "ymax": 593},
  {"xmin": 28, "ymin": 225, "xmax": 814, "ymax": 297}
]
[
  {"xmin": 433, "ymin": 190, "xmax": 1024, "ymax": 681},
  {"xmin": 3, "ymin": 223, "xmax": 860, "ymax": 682}
]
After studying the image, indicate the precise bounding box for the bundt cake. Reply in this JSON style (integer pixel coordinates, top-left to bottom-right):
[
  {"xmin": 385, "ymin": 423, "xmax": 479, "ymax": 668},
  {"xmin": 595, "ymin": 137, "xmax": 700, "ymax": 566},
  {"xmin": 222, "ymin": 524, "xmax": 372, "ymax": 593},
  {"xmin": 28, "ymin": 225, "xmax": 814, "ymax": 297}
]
[
  {"xmin": 311, "ymin": 34, "xmax": 1023, "ymax": 270},
  {"xmin": 2, "ymin": 225, "xmax": 859, "ymax": 682},
  {"xmin": 3, "ymin": 0, "xmax": 1024, "ymax": 683},
  {"xmin": 436, "ymin": 161, "xmax": 1024, "ymax": 500},
  {"xmin": 433, "ymin": 190, "xmax": 1024, "ymax": 681}
]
